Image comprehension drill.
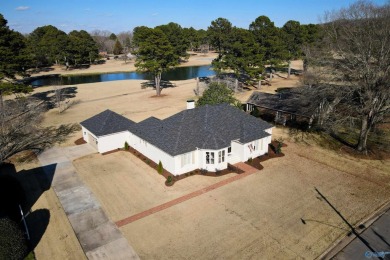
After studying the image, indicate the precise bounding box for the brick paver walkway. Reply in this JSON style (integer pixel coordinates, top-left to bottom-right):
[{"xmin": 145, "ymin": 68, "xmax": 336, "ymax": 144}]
[{"xmin": 116, "ymin": 162, "xmax": 258, "ymax": 228}]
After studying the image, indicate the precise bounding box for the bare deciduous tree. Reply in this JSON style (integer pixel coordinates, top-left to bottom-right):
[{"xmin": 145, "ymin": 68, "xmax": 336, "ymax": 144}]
[
  {"xmin": 304, "ymin": 1, "xmax": 390, "ymax": 152},
  {"xmin": 0, "ymin": 98, "xmax": 79, "ymax": 164},
  {"xmin": 90, "ymin": 30, "xmax": 115, "ymax": 53}
]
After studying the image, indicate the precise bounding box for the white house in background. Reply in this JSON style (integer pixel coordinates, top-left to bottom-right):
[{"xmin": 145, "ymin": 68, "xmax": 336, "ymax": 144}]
[{"xmin": 80, "ymin": 101, "xmax": 273, "ymax": 176}]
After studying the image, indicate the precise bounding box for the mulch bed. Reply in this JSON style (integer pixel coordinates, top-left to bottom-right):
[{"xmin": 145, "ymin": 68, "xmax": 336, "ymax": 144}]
[
  {"xmin": 104, "ymin": 140, "xmax": 286, "ymax": 187},
  {"xmin": 245, "ymin": 140, "xmax": 286, "ymax": 170},
  {"xmin": 74, "ymin": 137, "xmax": 87, "ymax": 145},
  {"xmin": 126, "ymin": 146, "xmax": 243, "ymax": 187}
]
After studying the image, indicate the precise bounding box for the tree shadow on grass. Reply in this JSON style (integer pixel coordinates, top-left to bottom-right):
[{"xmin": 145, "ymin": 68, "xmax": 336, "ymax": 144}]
[
  {"xmin": 141, "ymin": 80, "xmax": 177, "ymax": 90},
  {"xmin": 0, "ymin": 162, "xmax": 56, "ymax": 219},
  {"xmin": 0, "ymin": 163, "xmax": 56, "ymax": 256},
  {"xmin": 20, "ymin": 165, "xmax": 56, "ymax": 212},
  {"xmin": 26, "ymin": 209, "xmax": 50, "ymax": 251},
  {"xmin": 31, "ymin": 86, "xmax": 78, "ymax": 109}
]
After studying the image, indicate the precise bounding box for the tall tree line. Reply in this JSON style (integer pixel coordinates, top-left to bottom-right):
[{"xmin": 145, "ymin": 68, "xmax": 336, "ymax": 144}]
[
  {"xmin": 26, "ymin": 25, "xmax": 98, "ymax": 68},
  {"xmin": 0, "ymin": 17, "xmax": 101, "ymax": 70},
  {"xmin": 207, "ymin": 16, "xmax": 320, "ymax": 82}
]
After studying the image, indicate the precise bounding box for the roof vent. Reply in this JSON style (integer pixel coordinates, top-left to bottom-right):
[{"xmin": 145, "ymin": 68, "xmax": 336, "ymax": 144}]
[{"xmin": 187, "ymin": 100, "xmax": 195, "ymax": 109}]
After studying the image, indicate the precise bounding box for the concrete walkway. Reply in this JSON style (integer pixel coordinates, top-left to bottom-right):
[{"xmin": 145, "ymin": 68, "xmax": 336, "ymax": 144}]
[{"xmin": 38, "ymin": 144, "xmax": 139, "ymax": 260}]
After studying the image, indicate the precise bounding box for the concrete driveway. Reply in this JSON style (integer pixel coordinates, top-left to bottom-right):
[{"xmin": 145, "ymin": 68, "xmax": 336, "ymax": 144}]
[{"xmin": 38, "ymin": 144, "xmax": 139, "ymax": 260}]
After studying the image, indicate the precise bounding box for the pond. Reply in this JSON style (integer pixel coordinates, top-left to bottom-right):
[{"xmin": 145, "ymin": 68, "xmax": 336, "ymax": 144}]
[{"xmin": 30, "ymin": 65, "xmax": 216, "ymax": 86}]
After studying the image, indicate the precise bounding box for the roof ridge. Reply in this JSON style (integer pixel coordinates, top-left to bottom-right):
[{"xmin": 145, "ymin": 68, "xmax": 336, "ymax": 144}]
[{"xmin": 172, "ymin": 112, "xmax": 186, "ymax": 154}]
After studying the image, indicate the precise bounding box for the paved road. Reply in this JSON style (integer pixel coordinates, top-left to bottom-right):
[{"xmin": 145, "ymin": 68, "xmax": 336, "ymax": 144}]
[
  {"xmin": 333, "ymin": 208, "xmax": 390, "ymax": 260},
  {"xmin": 38, "ymin": 144, "xmax": 139, "ymax": 260}
]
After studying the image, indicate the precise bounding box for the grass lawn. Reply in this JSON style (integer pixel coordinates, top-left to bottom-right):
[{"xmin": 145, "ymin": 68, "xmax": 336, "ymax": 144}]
[{"xmin": 74, "ymin": 139, "xmax": 390, "ymax": 259}]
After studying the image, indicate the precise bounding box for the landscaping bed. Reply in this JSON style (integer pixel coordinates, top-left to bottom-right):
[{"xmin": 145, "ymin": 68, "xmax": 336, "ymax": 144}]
[
  {"xmin": 126, "ymin": 146, "xmax": 243, "ymax": 186},
  {"xmin": 245, "ymin": 140, "xmax": 286, "ymax": 170},
  {"xmin": 74, "ymin": 137, "xmax": 86, "ymax": 145}
]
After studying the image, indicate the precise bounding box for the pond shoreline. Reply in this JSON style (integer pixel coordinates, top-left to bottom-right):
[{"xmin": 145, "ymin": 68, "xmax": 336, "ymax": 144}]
[
  {"xmin": 28, "ymin": 52, "xmax": 218, "ymax": 77},
  {"xmin": 28, "ymin": 65, "xmax": 216, "ymax": 86}
]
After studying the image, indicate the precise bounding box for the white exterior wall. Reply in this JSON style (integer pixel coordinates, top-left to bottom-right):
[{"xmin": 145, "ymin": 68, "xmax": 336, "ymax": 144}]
[
  {"xmin": 82, "ymin": 125, "xmax": 274, "ymax": 175},
  {"xmin": 173, "ymin": 150, "xmax": 199, "ymax": 175},
  {"xmin": 82, "ymin": 127, "xmax": 98, "ymax": 150},
  {"xmin": 199, "ymin": 148, "xmax": 228, "ymax": 172},
  {"xmin": 82, "ymin": 126, "xmax": 89, "ymax": 142},
  {"xmin": 231, "ymin": 136, "xmax": 272, "ymax": 162},
  {"xmin": 82, "ymin": 126, "xmax": 129, "ymax": 153},
  {"xmin": 97, "ymin": 131, "xmax": 130, "ymax": 153},
  {"xmin": 242, "ymin": 136, "xmax": 272, "ymax": 161},
  {"xmin": 231, "ymin": 140, "xmax": 245, "ymax": 161},
  {"xmin": 129, "ymin": 133, "xmax": 177, "ymax": 175}
]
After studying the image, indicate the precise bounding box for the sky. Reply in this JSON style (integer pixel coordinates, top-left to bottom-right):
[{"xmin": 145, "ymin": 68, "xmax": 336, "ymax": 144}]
[{"xmin": 0, "ymin": 0, "xmax": 388, "ymax": 34}]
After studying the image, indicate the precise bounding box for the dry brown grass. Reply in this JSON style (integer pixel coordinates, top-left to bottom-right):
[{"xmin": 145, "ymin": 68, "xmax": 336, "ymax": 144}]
[
  {"xmin": 13, "ymin": 58, "xmax": 390, "ymax": 259},
  {"xmin": 71, "ymin": 134, "xmax": 390, "ymax": 259},
  {"xmin": 113, "ymin": 140, "xmax": 389, "ymax": 259}
]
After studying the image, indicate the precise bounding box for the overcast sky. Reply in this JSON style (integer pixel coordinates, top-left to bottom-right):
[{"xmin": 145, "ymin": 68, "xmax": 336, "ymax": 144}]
[{"xmin": 1, "ymin": 0, "xmax": 388, "ymax": 34}]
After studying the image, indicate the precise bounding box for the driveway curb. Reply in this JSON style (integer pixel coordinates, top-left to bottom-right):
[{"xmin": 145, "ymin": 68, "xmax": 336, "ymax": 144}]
[{"xmin": 319, "ymin": 200, "xmax": 390, "ymax": 260}]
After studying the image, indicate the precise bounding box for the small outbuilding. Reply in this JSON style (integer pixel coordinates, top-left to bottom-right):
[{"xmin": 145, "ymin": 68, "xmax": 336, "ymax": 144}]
[{"xmin": 80, "ymin": 110, "xmax": 135, "ymax": 153}]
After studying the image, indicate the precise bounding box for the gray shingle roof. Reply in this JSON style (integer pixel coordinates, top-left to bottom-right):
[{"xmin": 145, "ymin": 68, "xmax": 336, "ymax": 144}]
[
  {"xmin": 247, "ymin": 91, "xmax": 311, "ymax": 117},
  {"xmin": 130, "ymin": 104, "xmax": 272, "ymax": 156},
  {"xmin": 80, "ymin": 109, "xmax": 135, "ymax": 137}
]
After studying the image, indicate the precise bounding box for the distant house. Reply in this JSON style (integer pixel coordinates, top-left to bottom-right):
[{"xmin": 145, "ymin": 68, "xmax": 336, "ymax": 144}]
[
  {"xmin": 246, "ymin": 91, "xmax": 311, "ymax": 126},
  {"xmin": 81, "ymin": 102, "xmax": 273, "ymax": 176}
]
